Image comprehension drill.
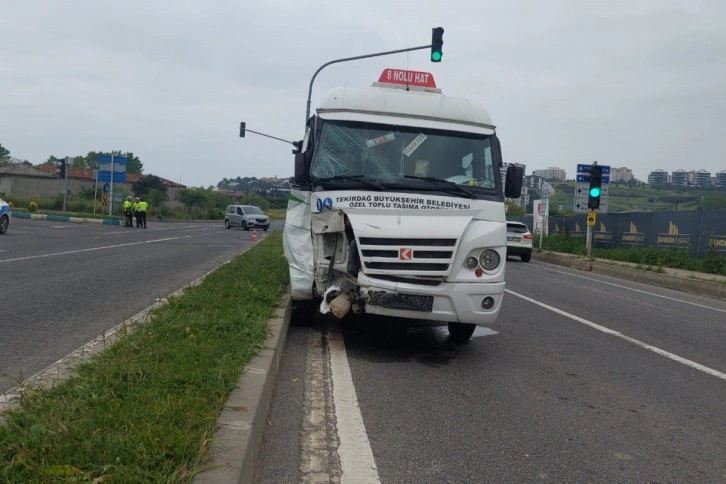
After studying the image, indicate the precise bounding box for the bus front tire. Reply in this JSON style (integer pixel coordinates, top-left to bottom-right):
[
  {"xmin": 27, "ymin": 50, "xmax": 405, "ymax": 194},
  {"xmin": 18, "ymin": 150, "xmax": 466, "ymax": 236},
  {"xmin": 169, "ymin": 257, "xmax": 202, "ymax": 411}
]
[{"xmin": 448, "ymin": 322, "xmax": 476, "ymax": 342}]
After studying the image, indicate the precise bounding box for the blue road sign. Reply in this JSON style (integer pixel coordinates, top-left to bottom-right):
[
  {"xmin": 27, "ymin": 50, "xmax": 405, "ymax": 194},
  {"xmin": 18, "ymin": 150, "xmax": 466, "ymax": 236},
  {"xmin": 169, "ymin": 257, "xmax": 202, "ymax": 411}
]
[
  {"xmin": 577, "ymin": 163, "xmax": 610, "ymax": 175},
  {"xmin": 98, "ymin": 155, "xmax": 127, "ymax": 165},
  {"xmin": 97, "ymin": 171, "xmax": 127, "ymax": 183},
  {"xmin": 577, "ymin": 174, "xmax": 610, "ymax": 184}
]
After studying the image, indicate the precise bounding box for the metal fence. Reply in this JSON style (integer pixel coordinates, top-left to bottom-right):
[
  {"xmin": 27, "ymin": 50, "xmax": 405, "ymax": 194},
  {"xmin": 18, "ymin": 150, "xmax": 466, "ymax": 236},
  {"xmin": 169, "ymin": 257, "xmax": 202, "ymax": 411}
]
[{"xmin": 511, "ymin": 209, "xmax": 726, "ymax": 258}]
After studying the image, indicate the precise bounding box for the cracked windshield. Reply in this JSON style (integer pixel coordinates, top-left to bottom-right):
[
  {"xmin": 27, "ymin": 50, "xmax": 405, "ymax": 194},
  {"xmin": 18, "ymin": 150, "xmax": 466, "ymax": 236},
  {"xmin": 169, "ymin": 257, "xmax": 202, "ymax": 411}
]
[{"xmin": 311, "ymin": 120, "xmax": 497, "ymax": 194}]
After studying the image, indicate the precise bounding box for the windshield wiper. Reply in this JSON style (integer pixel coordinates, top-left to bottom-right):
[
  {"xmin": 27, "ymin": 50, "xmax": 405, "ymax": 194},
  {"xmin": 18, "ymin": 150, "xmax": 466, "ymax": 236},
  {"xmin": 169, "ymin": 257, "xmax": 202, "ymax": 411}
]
[
  {"xmin": 403, "ymin": 175, "xmax": 477, "ymax": 199},
  {"xmin": 315, "ymin": 175, "xmax": 386, "ymax": 191}
]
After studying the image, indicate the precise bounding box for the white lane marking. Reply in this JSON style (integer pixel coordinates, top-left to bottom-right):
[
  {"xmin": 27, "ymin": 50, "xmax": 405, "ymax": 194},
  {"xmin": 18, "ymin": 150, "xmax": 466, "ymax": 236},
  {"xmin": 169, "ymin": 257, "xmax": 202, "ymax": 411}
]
[
  {"xmin": 98, "ymin": 226, "xmax": 221, "ymax": 236},
  {"xmin": 434, "ymin": 326, "xmax": 498, "ymax": 339},
  {"xmin": 506, "ymin": 289, "xmax": 726, "ymax": 381},
  {"xmin": 328, "ymin": 321, "xmax": 381, "ymax": 483},
  {"xmin": 543, "ymin": 266, "xmax": 726, "ymax": 314},
  {"xmin": 473, "ymin": 326, "xmax": 499, "ymax": 338},
  {"xmin": 0, "ymin": 237, "xmax": 179, "ymax": 264}
]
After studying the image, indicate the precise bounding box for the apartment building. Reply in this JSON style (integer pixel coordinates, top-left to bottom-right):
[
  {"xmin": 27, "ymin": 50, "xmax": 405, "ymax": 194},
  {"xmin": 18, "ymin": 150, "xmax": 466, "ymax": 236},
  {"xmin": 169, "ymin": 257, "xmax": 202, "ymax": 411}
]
[
  {"xmin": 532, "ymin": 167, "xmax": 566, "ymax": 181},
  {"xmin": 692, "ymin": 170, "xmax": 711, "ymax": 188},
  {"xmin": 716, "ymin": 170, "xmax": 726, "ymax": 189},
  {"xmin": 647, "ymin": 169, "xmax": 669, "ymax": 186},
  {"xmin": 610, "ymin": 167, "xmax": 634, "ymax": 183}
]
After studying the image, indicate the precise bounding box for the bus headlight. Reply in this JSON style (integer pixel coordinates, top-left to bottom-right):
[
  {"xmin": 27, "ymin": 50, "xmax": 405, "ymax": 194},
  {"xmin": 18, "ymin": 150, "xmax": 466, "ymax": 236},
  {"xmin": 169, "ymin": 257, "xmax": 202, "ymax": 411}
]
[
  {"xmin": 464, "ymin": 256, "xmax": 479, "ymax": 270},
  {"xmin": 479, "ymin": 250, "xmax": 500, "ymax": 271}
]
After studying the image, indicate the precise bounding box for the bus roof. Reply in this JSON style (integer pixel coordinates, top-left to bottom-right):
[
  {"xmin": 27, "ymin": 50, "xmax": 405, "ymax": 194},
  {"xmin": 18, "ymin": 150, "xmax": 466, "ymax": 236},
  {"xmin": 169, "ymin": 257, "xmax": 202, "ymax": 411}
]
[{"xmin": 316, "ymin": 85, "xmax": 496, "ymax": 135}]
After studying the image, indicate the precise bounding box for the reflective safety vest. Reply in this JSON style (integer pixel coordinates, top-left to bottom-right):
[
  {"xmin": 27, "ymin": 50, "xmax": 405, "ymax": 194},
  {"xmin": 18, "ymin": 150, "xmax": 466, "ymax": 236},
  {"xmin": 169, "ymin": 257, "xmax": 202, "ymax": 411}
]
[
  {"xmin": 123, "ymin": 200, "xmax": 131, "ymax": 210},
  {"xmin": 137, "ymin": 201, "xmax": 149, "ymax": 211}
]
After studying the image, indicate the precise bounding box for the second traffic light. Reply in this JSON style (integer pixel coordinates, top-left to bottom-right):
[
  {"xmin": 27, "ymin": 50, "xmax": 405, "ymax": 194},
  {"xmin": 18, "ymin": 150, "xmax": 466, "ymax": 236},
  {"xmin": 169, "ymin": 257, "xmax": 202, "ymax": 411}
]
[
  {"xmin": 58, "ymin": 158, "xmax": 66, "ymax": 179},
  {"xmin": 431, "ymin": 27, "xmax": 444, "ymax": 62},
  {"xmin": 588, "ymin": 165, "xmax": 603, "ymax": 209}
]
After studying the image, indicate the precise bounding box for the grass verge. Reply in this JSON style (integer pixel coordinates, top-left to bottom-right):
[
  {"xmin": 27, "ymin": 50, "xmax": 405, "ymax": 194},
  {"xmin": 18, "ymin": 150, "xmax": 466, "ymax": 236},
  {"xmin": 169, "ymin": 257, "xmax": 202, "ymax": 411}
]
[
  {"xmin": 0, "ymin": 232, "xmax": 289, "ymax": 482},
  {"xmin": 265, "ymin": 208, "xmax": 287, "ymax": 220},
  {"xmin": 539, "ymin": 235, "xmax": 726, "ymax": 277}
]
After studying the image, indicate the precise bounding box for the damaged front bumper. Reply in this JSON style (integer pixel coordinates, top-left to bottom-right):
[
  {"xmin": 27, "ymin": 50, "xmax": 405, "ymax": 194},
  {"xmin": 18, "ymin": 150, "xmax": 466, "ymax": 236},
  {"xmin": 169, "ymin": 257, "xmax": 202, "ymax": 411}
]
[{"xmin": 354, "ymin": 272, "xmax": 504, "ymax": 325}]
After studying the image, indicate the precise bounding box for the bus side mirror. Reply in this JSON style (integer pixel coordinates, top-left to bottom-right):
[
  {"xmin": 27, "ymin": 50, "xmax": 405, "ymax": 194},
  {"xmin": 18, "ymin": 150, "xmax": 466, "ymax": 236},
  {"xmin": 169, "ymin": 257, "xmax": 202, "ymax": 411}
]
[
  {"xmin": 504, "ymin": 164, "xmax": 524, "ymax": 199},
  {"xmin": 294, "ymin": 152, "xmax": 309, "ymax": 185}
]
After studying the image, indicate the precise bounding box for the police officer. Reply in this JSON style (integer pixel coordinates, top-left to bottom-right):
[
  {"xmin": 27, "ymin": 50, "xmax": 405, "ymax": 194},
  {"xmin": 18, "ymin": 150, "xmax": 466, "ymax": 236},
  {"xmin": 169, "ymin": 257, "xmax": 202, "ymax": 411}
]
[
  {"xmin": 133, "ymin": 197, "xmax": 141, "ymax": 228},
  {"xmin": 123, "ymin": 196, "xmax": 133, "ymax": 227},
  {"xmin": 137, "ymin": 197, "xmax": 149, "ymax": 228}
]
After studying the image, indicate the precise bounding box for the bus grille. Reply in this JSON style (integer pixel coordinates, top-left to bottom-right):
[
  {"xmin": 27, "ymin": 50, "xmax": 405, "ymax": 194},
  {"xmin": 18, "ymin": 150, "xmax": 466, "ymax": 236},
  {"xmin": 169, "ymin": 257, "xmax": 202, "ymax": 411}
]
[{"xmin": 358, "ymin": 237, "xmax": 457, "ymax": 276}]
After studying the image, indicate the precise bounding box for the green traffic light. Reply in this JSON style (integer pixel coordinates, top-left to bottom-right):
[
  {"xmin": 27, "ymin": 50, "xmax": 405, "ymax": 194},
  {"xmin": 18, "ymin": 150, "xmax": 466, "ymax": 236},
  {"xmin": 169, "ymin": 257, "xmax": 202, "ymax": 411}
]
[
  {"xmin": 431, "ymin": 51, "xmax": 442, "ymax": 62},
  {"xmin": 590, "ymin": 187, "xmax": 601, "ymax": 197}
]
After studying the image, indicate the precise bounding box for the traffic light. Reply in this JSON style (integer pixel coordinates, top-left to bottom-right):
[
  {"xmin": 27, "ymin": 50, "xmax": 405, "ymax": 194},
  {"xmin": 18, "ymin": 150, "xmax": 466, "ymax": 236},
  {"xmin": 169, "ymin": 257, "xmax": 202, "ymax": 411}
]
[
  {"xmin": 58, "ymin": 158, "xmax": 66, "ymax": 179},
  {"xmin": 431, "ymin": 27, "xmax": 444, "ymax": 62},
  {"xmin": 588, "ymin": 165, "xmax": 603, "ymax": 209},
  {"xmin": 239, "ymin": 122, "xmax": 246, "ymax": 138}
]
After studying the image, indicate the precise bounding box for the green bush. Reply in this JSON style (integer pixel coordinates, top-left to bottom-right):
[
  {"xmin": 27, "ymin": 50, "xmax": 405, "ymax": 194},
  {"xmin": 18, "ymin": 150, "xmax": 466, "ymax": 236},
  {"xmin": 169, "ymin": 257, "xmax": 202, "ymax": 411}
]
[
  {"xmin": 702, "ymin": 245, "xmax": 726, "ymax": 275},
  {"xmin": 207, "ymin": 207, "xmax": 225, "ymax": 220}
]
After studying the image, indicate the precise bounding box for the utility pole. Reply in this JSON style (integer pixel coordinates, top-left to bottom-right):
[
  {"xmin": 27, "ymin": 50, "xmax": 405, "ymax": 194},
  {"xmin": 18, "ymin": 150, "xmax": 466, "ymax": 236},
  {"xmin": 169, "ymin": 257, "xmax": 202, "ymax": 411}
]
[
  {"xmin": 109, "ymin": 154, "xmax": 114, "ymax": 217},
  {"xmin": 63, "ymin": 156, "xmax": 69, "ymax": 212}
]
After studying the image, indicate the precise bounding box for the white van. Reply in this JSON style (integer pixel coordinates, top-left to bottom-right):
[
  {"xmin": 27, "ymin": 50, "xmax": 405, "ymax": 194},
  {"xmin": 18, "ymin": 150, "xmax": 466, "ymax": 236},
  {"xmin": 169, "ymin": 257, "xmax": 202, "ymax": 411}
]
[
  {"xmin": 224, "ymin": 205, "xmax": 270, "ymax": 231},
  {"xmin": 283, "ymin": 68, "xmax": 523, "ymax": 341}
]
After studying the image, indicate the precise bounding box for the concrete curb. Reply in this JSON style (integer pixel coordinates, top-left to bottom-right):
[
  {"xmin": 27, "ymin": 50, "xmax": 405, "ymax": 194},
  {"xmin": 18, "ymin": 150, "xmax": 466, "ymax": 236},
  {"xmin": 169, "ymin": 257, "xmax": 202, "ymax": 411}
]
[
  {"xmin": 13, "ymin": 212, "xmax": 121, "ymax": 225},
  {"xmin": 14, "ymin": 212, "xmax": 222, "ymax": 225},
  {"xmin": 195, "ymin": 294, "xmax": 292, "ymax": 484},
  {"xmin": 534, "ymin": 251, "xmax": 726, "ymax": 300}
]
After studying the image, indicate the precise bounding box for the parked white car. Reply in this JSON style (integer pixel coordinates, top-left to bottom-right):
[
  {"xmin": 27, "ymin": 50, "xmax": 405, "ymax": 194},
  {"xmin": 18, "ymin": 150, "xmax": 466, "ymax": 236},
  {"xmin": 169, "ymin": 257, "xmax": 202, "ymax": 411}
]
[{"xmin": 0, "ymin": 198, "xmax": 11, "ymax": 234}]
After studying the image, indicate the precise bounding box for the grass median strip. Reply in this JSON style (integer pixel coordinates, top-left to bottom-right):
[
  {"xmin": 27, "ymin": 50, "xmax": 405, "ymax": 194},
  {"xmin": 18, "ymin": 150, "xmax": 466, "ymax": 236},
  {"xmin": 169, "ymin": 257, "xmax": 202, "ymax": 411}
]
[{"xmin": 0, "ymin": 232, "xmax": 289, "ymax": 482}]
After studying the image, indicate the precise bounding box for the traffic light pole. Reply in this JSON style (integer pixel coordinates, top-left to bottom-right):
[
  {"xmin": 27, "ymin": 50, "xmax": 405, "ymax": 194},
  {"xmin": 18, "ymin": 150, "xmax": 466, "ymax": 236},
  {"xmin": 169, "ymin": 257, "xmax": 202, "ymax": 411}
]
[
  {"xmin": 586, "ymin": 225, "xmax": 593, "ymax": 258},
  {"xmin": 304, "ymin": 44, "xmax": 431, "ymax": 128}
]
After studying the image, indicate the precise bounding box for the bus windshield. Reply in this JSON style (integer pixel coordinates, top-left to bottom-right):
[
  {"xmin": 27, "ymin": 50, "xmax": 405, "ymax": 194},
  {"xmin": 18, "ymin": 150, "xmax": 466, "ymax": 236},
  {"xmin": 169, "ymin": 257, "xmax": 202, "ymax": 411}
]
[{"xmin": 311, "ymin": 120, "xmax": 500, "ymax": 197}]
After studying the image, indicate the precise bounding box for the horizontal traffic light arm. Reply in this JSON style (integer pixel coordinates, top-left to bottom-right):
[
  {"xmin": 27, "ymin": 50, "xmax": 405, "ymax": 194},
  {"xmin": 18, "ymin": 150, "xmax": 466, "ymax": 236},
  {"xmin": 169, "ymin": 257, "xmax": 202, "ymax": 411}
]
[{"xmin": 304, "ymin": 28, "xmax": 443, "ymax": 127}]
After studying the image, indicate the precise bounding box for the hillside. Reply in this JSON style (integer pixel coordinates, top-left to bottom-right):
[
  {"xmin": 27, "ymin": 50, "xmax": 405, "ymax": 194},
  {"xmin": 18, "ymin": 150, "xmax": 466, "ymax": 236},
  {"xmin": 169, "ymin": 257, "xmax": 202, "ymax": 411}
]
[{"xmin": 545, "ymin": 182, "xmax": 726, "ymax": 213}]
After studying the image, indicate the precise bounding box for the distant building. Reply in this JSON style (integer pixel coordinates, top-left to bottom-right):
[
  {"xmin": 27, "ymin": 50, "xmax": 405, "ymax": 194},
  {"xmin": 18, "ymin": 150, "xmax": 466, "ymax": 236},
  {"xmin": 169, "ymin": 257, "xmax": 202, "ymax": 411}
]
[
  {"xmin": 716, "ymin": 170, "xmax": 726, "ymax": 189},
  {"xmin": 532, "ymin": 167, "xmax": 566, "ymax": 181},
  {"xmin": 670, "ymin": 169, "xmax": 690, "ymax": 187},
  {"xmin": 610, "ymin": 167, "xmax": 634, "ymax": 183},
  {"xmin": 524, "ymin": 174, "xmax": 546, "ymax": 191},
  {"xmin": 647, "ymin": 169, "xmax": 669, "ymax": 186},
  {"xmin": 692, "ymin": 169, "xmax": 711, "ymax": 188},
  {"xmin": 510, "ymin": 186, "xmax": 530, "ymax": 211}
]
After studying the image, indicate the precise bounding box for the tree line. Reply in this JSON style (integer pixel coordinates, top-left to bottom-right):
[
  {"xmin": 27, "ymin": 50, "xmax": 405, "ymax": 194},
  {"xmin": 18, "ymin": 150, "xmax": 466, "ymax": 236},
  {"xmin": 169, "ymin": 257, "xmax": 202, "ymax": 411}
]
[{"xmin": 1, "ymin": 142, "xmax": 144, "ymax": 174}]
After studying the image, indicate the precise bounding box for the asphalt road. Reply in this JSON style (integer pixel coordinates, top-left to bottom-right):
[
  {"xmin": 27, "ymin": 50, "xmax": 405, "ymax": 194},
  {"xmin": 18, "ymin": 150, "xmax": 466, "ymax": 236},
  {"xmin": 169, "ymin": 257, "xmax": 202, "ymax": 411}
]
[
  {"xmin": 0, "ymin": 217, "xmax": 280, "ymax": 394},
  {"xmin": 256, "ymin": 258, "xmax": 726, "ymax": 483}
]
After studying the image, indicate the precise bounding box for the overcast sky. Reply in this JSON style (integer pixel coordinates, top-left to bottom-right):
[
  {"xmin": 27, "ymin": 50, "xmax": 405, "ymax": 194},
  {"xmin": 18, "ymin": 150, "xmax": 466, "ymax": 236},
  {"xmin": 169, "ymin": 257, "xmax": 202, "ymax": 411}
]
[{"xmin": 2, "ymin": 0, "xmax": 725, "ymax": 187}]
